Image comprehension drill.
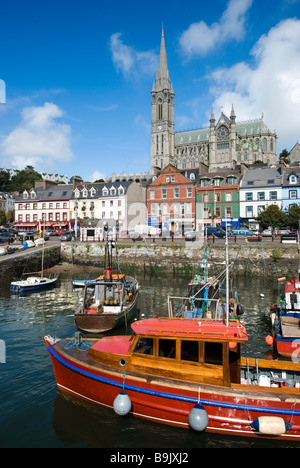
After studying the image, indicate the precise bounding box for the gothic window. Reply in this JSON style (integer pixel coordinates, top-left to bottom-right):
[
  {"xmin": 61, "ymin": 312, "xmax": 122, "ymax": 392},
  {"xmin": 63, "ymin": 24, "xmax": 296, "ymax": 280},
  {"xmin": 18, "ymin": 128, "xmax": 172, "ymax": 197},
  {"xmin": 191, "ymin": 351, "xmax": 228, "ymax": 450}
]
[
  {"xmin": 263, "ymin": 138, "xmax": 267, "ymax": 151},
  {"xmin": 161, "ymin": 134, "xmax": 164, "ymax": 153},
  {"xmin": 217, "ymin": 125, "xmax": 229, "ymax": 141},
  {"xmin": 157, "ymin": 98, "xmax": 163, "ymax": 120},
  {"xmin": 270, "ymin": 138, "xmax": 274, "ymax": 152},
  {"xmin": 156, "ymin": 135, "xmax": 159, "ymax": 154}
]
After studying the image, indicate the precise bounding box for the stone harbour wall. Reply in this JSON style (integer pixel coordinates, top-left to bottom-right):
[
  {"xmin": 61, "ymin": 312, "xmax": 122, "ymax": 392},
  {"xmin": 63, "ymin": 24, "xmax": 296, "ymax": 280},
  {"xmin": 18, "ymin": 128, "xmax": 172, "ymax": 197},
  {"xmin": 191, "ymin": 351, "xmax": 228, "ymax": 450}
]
[{"xmin": 60, "ymin": 241, "xmax": 300, "ymax": 278}]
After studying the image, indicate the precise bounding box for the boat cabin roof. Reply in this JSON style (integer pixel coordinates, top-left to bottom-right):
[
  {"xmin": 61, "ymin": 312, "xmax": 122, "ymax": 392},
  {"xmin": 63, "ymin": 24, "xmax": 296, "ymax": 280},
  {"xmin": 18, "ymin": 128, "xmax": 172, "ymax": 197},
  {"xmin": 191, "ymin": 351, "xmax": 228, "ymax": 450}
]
[
  {"xmin": 131, "ymin": 317, "xmax": 248, "ymax": 343},
  {"xmin": 285, "ymin": 279, "xmax": 300, "ymax": 293}
]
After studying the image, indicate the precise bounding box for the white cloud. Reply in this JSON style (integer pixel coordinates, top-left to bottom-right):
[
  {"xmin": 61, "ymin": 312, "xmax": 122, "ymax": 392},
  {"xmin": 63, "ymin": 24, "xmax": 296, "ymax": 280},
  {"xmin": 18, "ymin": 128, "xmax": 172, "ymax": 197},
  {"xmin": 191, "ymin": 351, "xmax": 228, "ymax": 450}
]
[
  {"xmin": 90, "ymin": 170, "xmax": 106, "ymax": 182},
  {"xmin": 207, "ymin": 18, "xmax": 300, "ymax": 150},
  {"xmin": 179, "ymin": 0, "xmax": 253, "ymax": 57},
  {"xmin": 0, "ymin": 102, "xmax": 74, "ymax": 170},
  {"xmin": 110, "ymin": 33, "xmax": 158, "ymax": 78}
]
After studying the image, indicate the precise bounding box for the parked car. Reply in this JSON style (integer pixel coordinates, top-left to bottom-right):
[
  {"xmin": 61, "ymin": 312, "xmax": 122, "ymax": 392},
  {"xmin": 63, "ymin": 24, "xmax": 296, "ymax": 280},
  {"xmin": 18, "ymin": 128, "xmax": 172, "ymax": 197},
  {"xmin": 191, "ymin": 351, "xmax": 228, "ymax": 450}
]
[
  {"xmin": 262, "ymin": 229, "xmax": 272, "ymax": 236},
  {"xmin": 60, "ymin": 231, "xmax": 74, "ymax": 241},
  {"xmin": 229, "ymin": 229, "xmax": 258, "ymax": 237},
  {"xmin": 0, "ymin": 232, "xmax": 15, "ymax": 244},
  {"xmin": 45, "ymin": 230, "xmax": 59, "ymax": 237},
  {"xmin": 18, "ymin": 231, "xmax": 37, "ymax": 242},
  {"xmin": 184, "ymin": 230, "xmax": 197, "ymax": 241},
  {"xmin": 204, "ymin": 227, "xmax": 226, "ymax": 238},
  {"xmin": 276, "ymin": 228, "xmax": 290, "ymax": 236}
]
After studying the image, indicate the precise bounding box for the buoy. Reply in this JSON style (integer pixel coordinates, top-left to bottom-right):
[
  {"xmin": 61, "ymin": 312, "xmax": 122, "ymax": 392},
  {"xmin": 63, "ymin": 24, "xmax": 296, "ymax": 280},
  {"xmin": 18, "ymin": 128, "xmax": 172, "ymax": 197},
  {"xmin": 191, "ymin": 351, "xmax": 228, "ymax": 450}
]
[
  {"xmin": 113, "ymin": 389, "xmax": 132, "ymax": 416},
  {"xmin": 251, "ymin": 416, "xmax": 291, "ymax": 435},
  {"xmin": 188, "ymin": 403, "xmax": 208, "ymax": 431},
  {"xmin": 265, "ymin": 335, "xmax": 273, "ymax": 346}
]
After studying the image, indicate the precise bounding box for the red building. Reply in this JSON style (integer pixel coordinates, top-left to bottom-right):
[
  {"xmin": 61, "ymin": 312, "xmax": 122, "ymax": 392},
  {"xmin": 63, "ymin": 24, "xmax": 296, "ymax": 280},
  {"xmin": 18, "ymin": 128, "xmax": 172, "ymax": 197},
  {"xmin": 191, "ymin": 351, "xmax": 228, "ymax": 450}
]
[{"xmin": 147, "ymin": 164, "xmax": 198, "ymax": 235}]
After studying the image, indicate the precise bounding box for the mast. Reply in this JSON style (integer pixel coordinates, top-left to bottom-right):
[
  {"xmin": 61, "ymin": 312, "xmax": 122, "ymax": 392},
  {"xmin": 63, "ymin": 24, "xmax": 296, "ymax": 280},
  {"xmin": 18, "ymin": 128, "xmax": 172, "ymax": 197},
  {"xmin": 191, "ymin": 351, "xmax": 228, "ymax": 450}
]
[{"xmin": 225, "ymin": 223, "xmax": 229, "ymax": 327}]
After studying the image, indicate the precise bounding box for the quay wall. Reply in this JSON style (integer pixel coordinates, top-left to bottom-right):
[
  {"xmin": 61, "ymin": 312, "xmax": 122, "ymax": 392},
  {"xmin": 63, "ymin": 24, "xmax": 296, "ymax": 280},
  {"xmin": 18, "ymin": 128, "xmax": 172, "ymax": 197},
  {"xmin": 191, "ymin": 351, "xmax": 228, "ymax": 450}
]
[
  {"xmin": 60, "ymin": 240, "xmax": 300, "ymax": 278},
  {"xmin": 0, "ymin": 245, "xmax": 61, "ymax": 282}
]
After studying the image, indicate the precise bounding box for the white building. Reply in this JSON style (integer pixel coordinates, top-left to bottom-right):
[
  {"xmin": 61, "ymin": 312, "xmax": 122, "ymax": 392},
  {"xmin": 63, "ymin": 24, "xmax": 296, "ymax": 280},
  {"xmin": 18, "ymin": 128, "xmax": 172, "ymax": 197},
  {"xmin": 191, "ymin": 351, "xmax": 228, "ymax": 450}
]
[{"xmin": 239, "ymin": 167, "xmax": 282, "ymax": 221}]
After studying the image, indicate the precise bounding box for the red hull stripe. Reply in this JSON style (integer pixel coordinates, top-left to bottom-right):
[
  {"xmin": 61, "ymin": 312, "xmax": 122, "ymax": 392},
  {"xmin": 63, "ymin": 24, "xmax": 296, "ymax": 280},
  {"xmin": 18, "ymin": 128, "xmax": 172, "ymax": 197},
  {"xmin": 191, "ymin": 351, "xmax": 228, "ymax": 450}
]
[{"xmin": 48, "ymin": 345, "xmax": 300, "ymax": 418}]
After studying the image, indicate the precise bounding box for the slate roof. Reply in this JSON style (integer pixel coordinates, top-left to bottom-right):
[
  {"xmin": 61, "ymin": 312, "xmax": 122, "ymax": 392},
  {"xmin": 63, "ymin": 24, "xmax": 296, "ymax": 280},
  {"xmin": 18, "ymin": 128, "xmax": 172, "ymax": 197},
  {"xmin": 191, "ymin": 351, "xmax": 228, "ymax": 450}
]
[{"xmin": 240, "ymin": 167, "xmax": 282, "ymax": 188}]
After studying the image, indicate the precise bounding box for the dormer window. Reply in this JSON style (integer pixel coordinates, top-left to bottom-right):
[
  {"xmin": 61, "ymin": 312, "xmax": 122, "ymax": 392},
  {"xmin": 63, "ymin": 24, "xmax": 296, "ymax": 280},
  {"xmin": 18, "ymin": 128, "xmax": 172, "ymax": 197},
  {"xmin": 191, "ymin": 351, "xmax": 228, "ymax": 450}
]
[
  {"xmin": 90, "ymin": 187, "xmax": 97, "ymax": 197},
  {"xmin": 200, "ymin": 178, "xmax": 210, "ymax": 188},
  {"xmin": 102, "ymin": 187, "xmax": 108, "ymax": 196},
  {"xmin": 23, "ymin": 190, "xmax": 29, "ymax": 199},
  {"xmin": 190, "ymin": 173, "xmax": 195, "ymax": 180},
  {"xmin": 118, "ymin": 186, "xmax": 124, "ymax": 195},
  {"xmin": 289, "ymin": 174, "xmax": 297, "ymax": 184},
  {"xmin": 30, "ymin": 189, "xmax": 36, "ymax": 199},
  {"xmin": 213, "ymin": 177, "xmax": 223, "ymax": 187},
  {"xmin": 74, "ymin": 188, "xmax": 80, "ymax": 198},
  {"xmin": 227, "ymin": 176, "xmax": 236, "ymax": 186},
  {"xmin": 82, "ymin": 188, "xmax": 88, "ymax": 198},
  {"xmin": 110, "ymin": 187, "xmax": 116, "ymax": 196}
]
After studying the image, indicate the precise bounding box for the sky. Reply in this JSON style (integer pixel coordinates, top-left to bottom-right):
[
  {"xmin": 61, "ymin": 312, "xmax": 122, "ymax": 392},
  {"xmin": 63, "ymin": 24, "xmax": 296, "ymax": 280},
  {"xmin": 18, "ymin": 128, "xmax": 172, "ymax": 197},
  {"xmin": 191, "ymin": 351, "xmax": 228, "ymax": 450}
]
[{"xmin": 0, "ymin": 0, "xmax": 300, "ymax": 182}]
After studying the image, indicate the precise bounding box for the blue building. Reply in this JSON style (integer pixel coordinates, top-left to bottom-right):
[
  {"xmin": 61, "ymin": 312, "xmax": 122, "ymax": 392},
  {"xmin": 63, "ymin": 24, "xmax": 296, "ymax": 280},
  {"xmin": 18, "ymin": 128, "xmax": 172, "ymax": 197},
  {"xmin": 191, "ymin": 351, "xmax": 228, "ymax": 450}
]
[{"xmin": 282, "ymin": 167, "xmax": 300, "ymax": 212}]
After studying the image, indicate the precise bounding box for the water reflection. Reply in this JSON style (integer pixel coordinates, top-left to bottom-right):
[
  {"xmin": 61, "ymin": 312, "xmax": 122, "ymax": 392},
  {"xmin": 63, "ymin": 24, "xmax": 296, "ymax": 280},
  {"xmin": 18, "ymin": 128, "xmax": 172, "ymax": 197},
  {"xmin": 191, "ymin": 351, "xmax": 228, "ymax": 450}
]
[{"xmin": 0, "ymin": 270, "xmax": 296, "ymax": 448}]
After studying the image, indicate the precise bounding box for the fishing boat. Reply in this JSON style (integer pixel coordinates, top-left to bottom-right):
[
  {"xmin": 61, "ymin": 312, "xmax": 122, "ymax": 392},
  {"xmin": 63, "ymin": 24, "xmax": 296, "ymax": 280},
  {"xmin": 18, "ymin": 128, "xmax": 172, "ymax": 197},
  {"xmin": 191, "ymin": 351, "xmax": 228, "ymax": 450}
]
[
  {"xmin": 74, "ymin": 240, "xmax": 139, "ymax": 333},
  {"xmin": 45, "ymin": 315, "xmax": 300, "ymax": 440},
  {"xmin": 269, "ymin": 276, "xmax": 300, "ymax": 358},
  {"xmin": 170, "ymin": 245, "xmax": 244, "ymax": 320}
]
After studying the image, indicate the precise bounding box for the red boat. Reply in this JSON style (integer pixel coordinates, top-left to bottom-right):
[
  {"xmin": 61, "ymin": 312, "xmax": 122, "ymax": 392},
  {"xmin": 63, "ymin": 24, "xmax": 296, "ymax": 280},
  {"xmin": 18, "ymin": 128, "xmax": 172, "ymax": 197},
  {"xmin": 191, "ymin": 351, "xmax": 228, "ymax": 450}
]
[
  {"xmin": 45, "ymin": 316, "xmax": 300, "ymax": 440},
  {"xmin": 270, "ymin": 278, "xmax": 300, "ymax": 358}
]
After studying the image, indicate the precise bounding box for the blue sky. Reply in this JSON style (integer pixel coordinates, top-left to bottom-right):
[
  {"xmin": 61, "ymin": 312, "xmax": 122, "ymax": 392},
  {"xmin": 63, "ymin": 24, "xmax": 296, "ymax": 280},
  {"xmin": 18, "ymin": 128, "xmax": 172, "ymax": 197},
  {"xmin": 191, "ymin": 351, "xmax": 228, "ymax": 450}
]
[{"xmin": 0, "ymin": 0, "xmax": 299, "ymax": 182}]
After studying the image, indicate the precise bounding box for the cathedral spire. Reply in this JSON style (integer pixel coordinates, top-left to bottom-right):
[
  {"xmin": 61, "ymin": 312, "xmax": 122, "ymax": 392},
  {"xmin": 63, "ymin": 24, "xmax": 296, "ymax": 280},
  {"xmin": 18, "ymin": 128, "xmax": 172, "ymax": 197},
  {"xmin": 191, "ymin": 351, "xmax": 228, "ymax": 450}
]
[{"xmin": 154, "ymin": 25, "xmax": 171, "ymax": 91}]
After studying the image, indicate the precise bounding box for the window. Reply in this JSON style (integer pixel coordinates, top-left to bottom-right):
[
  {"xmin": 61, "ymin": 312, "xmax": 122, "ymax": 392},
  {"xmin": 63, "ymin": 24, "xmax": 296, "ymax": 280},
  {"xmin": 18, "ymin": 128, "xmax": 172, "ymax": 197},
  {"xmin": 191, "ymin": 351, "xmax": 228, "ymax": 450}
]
[
  {"xmin": 270, "ymin": 191, "xmax": 277, "ymax": 201},
  {"xmin": 151, "ymin": 204, "xmax": 156, "ymax": 215},
  {"xmin": 258, "ymin": 192, "xmax": 265, "ymax": 201},
  {"xmin": 166, "ymin": 176, "xmax": 170, "ymax": 183},
  {"xmin": 225, "ymin": 207, "xmax": 232, "ymax": 218},
  {"xmin": 289, "ymin": 175, "xmax": 297, "ymax": 184},
  {"xmin": 214, "ymin": 207, "xmax": 221, "ymax": 218},
  {"xmin": 162, "ymin": 189, "xmax": 167, "ymax": 199},
  {"xmin": 246, "ymin": 206, "xmax": 253, "ymax": 217},
  {"xmin": 246, "ymin": 192, "xmax": 253, "ymax": 201},
  {"xmin": 214, "ymin": 193, "xmax": 220, "ymax": 203},
  {"xmin": 204, "ymin": 342, "xmax": 223, "ymax": 366},
  {"xmin": 42, "ymin": 203, "xmax": 46, "ymax": 209},
  {"xmin": 186, "ymin": 187, "xmax": 192, "ymax": 198},
  {"xmin": 19, "ymin": 204, "xmax": 23, "ymax": 210},
  {"xmin": 149, "ymin": 190, "xmax": 155, "ymax": 200},
  {"xmin": 159, "ymin": 339, "xmax": 176, "ymax": 359},
  {"xmin": 181, "ymin": 340, "xmax": 199, "ymax": 362},
  {"xmin": 134, "ymin": 337, "xmax": 153, "ymax": 355},
  {"xmin": 63, "ymin": 202, "xmax": 68, "ymax": 209},
  {"xmin": 171, "ymin": 175, "xmax": 175, "ymax": 182},
  {"xmin": 174, "ymin": 188, "xmax": 179, "ymax": 198},
  {"xmin": 203, "ymin": 207, "xmax": 209, "ymax": 218},
  {"xmin": 203, "ymin": 194, "xmax": 208, "ymax": 203},
  {"xmin": 55, "ymin": 213, "xmax": 60, "ymax": 221},
  {"xmin": 289, "ymin": 190, "xmax": 297, "ymax": 200},
  {"xmin": 225, "ymin": 192, "xmax": 232, "ymax": 202}
]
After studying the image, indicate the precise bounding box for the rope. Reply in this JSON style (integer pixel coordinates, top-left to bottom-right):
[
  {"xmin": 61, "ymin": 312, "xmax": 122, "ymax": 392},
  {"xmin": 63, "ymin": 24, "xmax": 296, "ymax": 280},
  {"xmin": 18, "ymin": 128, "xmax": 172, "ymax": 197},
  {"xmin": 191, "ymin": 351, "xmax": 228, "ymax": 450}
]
[{"xmin": 64, "ymin": 332, "xmax": 91, "ymax": 351}]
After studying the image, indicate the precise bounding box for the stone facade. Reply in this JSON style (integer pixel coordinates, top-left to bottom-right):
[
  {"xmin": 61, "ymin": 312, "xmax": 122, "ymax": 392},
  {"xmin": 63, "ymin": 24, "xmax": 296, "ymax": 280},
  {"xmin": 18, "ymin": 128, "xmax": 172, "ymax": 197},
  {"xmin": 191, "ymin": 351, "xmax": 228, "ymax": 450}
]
[{"xmin": 150, "ymin": 29, "xmax": 277, "ymax": 174}]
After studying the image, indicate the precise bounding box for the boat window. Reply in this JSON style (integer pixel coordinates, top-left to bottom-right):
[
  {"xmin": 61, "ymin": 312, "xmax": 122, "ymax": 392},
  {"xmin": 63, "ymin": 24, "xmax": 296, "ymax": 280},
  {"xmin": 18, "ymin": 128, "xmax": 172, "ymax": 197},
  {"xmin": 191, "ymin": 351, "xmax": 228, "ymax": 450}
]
[
  {"xmin": 181, "ymin": 340, "xmax": 199, "ymax": 362},
  {"xmin": 133, "ymin": 337, "xmax": 153, "ymax": 355},
  {"xmin": 204, "ymin": 342, "xmax": 223, "ymax": 366},
  {"xmin": 158, "ymin": 339, "xmax": 176, "ymax": 359}
]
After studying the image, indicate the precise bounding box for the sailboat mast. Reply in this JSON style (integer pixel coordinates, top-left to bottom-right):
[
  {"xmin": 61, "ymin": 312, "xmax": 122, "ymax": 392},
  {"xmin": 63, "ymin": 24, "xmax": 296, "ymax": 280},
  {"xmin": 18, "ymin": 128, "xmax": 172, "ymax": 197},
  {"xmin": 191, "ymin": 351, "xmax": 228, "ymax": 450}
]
[{"xmin": 225, "ymin": 223, "xmax": 229, "ymax": 327}]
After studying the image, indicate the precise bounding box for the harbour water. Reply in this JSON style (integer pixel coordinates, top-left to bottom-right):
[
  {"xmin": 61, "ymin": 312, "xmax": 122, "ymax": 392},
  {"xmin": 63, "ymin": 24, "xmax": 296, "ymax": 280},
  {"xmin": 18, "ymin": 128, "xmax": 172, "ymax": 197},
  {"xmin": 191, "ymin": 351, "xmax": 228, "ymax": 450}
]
[{"xmin": 0, "ymin": 267, "xmax": 298, "ymax": 449}]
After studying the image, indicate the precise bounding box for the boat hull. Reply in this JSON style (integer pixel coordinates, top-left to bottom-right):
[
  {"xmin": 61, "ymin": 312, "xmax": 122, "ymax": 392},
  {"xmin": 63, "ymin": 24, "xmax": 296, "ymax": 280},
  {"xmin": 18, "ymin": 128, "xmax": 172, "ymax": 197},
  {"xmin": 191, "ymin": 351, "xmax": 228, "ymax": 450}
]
[
  {"xmin": 45, "ymin": 338, "xmax": 300, "ymax": 440},
  {"xmin": 74, "ymin": 297, "xmax": 138, "ymax": 333},
  {"xmin": 11, "ymin": 277, "xmax": 58, "ymax": 293}
]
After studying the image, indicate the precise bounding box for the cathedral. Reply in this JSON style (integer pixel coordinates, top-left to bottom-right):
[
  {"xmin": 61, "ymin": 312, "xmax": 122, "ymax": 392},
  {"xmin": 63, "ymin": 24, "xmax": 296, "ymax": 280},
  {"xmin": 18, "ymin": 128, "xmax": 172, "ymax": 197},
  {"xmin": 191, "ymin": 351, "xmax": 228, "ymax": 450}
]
[
  {"xmin": 150, "ymin": 28, "xmax": 277, "ymax": 174},
  {"xmin": 108, "ymin": 28, "xmax": 277, "ymax": 184}
]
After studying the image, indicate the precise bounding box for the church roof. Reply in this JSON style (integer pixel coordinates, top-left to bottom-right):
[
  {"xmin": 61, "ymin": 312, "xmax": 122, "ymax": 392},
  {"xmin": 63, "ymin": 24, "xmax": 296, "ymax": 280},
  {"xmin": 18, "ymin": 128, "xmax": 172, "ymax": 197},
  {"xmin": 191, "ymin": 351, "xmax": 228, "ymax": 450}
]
[{"xmin": 175, "ymin": 118, "xmax": 274, "ymax": 146}]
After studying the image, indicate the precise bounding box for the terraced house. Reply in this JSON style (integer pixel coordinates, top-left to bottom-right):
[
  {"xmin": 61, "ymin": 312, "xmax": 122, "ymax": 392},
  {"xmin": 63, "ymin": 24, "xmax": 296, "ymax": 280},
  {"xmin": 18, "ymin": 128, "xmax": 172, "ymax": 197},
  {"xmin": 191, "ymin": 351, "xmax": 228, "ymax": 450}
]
[{"xmin": 195, "ymin": 168, "xmax": 241, "ymax": 230}]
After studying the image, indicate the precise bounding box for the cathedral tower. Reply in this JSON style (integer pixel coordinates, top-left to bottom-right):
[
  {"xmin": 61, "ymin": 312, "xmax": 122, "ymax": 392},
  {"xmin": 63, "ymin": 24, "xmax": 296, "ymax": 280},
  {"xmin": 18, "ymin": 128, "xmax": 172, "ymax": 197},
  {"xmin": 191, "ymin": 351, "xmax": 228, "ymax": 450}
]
[{"xmin": 151, "ymin": 27, "xmax": 175, "ymax": 173}]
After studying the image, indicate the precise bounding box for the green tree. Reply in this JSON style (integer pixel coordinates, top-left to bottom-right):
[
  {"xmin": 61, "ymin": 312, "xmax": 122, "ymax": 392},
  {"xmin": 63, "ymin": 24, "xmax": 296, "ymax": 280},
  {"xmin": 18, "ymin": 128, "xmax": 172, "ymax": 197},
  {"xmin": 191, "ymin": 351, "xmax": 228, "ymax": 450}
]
[
  {"xmin": 0, "ymin": 210, "xmax": 6, "ymax": 225},
  {"xmin": 10, "ymin": 167, "xmax": 42, "ymax": 193},
  {"xmin": 0, "ymin": 170, "xmax": 12, "ymax": 192},
  {"xmin": 286, "ymin": 203, "xmax": 300, "ymax": 229},
  {"xmin": 256, "ymin": 204, "xmax": 288, "ymax": 229},
  {"xmin": 279, "ymin": 149, "xmax": 290, "ymax": 164}
]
